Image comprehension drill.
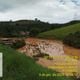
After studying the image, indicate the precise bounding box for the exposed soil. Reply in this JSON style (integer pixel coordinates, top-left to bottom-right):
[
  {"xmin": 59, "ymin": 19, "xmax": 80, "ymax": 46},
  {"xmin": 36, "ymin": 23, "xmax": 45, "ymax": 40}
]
[{"xmin": 18, "ymin": 37, "xmax": 80, "ymax": 77}]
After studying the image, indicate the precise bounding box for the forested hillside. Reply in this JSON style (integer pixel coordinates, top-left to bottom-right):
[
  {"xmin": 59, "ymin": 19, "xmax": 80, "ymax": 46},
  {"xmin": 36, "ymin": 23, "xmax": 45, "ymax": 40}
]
[{"xmin": 0, "ymin": 20, "xmax": 80, "ymax": 37}]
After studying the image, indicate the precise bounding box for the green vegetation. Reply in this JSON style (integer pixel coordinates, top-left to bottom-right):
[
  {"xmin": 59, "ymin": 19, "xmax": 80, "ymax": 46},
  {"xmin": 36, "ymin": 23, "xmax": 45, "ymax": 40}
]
[
  {"xmin": 63, "ymin": 31, "xmax": 80, "ymax": 48},
  {"xmin": 0, "ymin": 20, "xmax": 80, "ymax": 37},
  {"xmin": 0, "ymin": 20, "xmax": 80, "ymax": 79},
  {"xmin": 38, "ymin": 22, "xmax": 80, "ymax": 48},
  {"xmin": 0, "ymin": 44, "xmax": 74, "ymax": 80},
  {"xmin": 38, "ymin": 23, "xmax": 80, "ymax": 40},
  {"xmin": 0, "ymin": 20, "xmax": 59, "ymax": 37},
  {"xmin": 11, "ymin": 40, "xmax": 26, "ymax": 49}
]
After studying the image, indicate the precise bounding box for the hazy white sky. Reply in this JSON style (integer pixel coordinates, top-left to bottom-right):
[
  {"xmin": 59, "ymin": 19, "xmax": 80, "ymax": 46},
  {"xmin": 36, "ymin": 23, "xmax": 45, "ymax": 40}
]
[{"xmin": 0, "ymin": 0, "xmax": 80, "ymax": 23}]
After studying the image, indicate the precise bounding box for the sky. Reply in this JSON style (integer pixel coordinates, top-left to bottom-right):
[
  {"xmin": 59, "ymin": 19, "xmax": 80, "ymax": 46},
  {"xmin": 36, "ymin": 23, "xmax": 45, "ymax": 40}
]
[{"xmin": 0, "ymin": 0, "xmax": 80, "ymax": 23}]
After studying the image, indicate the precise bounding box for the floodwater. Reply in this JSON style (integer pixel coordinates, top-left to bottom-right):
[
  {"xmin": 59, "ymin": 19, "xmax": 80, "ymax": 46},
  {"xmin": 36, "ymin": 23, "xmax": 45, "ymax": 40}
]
[{"xmin": 18, "ymin": 38, "xmax": 80, "ymax": 77}]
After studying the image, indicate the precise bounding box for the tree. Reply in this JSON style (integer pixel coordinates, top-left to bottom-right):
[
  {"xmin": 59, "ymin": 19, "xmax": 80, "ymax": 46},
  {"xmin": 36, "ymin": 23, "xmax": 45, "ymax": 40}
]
[
  {"xmin": 11, "ymin": 40, "xmax": 26, "ymax": 49},
  {"xmin": 63, "ymin": 31, "xmax": 80, "ymax": 48}
]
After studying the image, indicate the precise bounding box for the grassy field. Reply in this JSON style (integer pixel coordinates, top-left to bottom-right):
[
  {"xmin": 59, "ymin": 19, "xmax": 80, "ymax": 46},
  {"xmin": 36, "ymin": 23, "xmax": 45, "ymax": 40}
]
[
  {"xmin": 0, "ymin": 44, "xmax": 74, "ymax": 80},
  {"xmin": 38, "ymin": 23, "xmax": 80, "ymax": 40}
]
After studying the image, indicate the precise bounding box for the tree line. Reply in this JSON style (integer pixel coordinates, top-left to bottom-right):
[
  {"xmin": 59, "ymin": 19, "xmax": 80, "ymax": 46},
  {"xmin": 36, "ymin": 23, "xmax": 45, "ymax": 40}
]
[{"xmin": 0, "ymin": 19, "xmax": 80, "ymax": 37}]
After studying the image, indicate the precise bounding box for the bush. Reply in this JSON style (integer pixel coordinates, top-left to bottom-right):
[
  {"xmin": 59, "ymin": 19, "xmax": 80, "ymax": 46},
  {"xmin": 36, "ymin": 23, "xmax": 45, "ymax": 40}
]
[
  {"xmin": 63, "ymin": 31, "xmax": 80, "ymax": 48},
  {"xmin": 11, "ymin": 40, "xmax": 26, "ymax": 49}
]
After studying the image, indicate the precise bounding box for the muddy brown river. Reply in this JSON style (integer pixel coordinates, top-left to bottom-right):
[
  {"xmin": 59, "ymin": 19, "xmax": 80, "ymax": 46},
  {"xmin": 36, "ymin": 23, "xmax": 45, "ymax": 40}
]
[{"xmin": 18, "ymin": 38, "xmax": 80, "ymax": 77}]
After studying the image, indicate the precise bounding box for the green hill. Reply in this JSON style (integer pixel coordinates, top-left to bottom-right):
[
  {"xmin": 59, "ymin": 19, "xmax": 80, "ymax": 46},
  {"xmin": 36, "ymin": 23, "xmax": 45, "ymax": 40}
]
[
  {"xmin": 0, "ymin": 20, "xmax": 80, "ymax": 37},
  {"xmin": 38, "ymin": 23, "xmax": 80, "ymax": 40},
  {"xmin": 0, "ymin": 44, "xmax": 74, "ymax": 80}
]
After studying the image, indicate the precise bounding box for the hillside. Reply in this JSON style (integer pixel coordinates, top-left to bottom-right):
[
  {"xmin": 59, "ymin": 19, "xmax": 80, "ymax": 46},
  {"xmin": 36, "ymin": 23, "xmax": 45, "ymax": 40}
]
[
  {"xmin": 38, "ymin": 23, "xmax": 80, "ymax": 40},
  {"xmin": 0, "ymin": 20, "xmax": 80, "ymax": 37},
  {"xmin": 0, "ymin": 44, "xmax": 74, "ymax": 80}
]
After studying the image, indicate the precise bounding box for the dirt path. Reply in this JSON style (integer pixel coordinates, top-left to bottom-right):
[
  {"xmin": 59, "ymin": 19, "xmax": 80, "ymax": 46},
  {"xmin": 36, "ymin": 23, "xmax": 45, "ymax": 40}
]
[{"xmin": 18, "ymin": 38, "xmax": 80, "ymax": 77}]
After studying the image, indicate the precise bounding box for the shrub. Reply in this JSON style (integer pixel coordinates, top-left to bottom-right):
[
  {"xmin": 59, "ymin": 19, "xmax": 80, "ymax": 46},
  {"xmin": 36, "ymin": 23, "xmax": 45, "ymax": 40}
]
[
  {"xmin": 11, "ymin": 40, "xmax": 26, "ymax": 49},
  {"xmin": 63, "ymin": 31, "xmax": 80, "ymax": 48}
]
